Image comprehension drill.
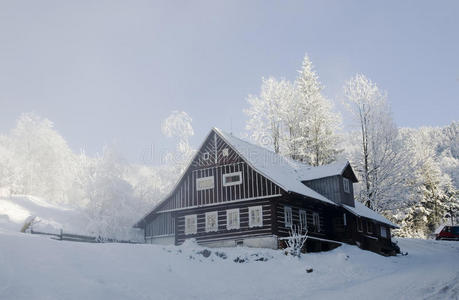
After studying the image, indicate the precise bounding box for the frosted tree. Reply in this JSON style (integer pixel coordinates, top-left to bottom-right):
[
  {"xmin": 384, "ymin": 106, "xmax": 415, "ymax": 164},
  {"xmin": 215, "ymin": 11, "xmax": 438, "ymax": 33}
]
[
  {"xmin": 294, "ymin": 54, "xmax": 341, "ymax": 166},
  {"xmin": 81, "ymin": 147, "xmax": 143, "ymax": 240},
  {"xmin": 161, "ymin": 111, "xmax": 196, "ymax": 176},
  {"xmin": 6, "ymin": 113, "xmax": 79, "ymax": 205},
  {"xmin": 245, "ymin": 54, "xmax": 341, "ymax": 166},
  {"xmin": 245, "ymin": 77, "xmax": 296, "ymax": 153},
  {"xmin": 343, "ymin": 74, "xmax": 413, "ymax": 212}
]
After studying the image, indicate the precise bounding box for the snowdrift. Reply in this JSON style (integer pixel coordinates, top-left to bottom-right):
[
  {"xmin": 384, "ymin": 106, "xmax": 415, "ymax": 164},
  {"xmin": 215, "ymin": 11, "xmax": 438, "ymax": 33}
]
[{"xmin": 0, "ymin": 231, "xmax": 458, "ymax": 300}]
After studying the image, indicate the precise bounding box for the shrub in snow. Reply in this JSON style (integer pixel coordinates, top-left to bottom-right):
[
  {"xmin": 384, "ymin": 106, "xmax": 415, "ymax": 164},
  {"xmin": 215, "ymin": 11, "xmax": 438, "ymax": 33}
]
[{"xmin": 285, "ymin": 225, "xmax": 308, "ymax": 258}]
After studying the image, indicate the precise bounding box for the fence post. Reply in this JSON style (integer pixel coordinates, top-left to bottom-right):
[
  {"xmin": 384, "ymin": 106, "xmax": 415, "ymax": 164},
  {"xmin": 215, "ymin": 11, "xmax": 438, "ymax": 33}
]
[{"xmin": 60, "ymin": 229, "xmax": 63, "ymax": 241}]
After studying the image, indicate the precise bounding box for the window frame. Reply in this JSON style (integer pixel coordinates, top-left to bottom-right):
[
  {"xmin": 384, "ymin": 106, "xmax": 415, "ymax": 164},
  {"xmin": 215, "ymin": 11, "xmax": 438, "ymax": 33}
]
[
  {"xmin": 202, "ymin": 152, "xmax": 210, "ymax": 160},
  {"xmin": 380, "ymin": 225, "xmax": 387, "ymax": 238},
  {"xmin": 222, "ymin": 148, "xmax": 229, "ymax": 157},
  {"xmin": 313, "ymin": 212, "xmax": 321, "ymax": 232},
  {"xmin": 248, "ymin": 206, "xmax": 263, "ymax": 228},
  {"xmin": 284, "ymin": 206, "xmax": 292, "ymax": 228},
  {"xmin": 205, "ymin": 211, "xmax": 218, "ymax": 232},
  {"xmin": 226, "ymin": 208, "xmax": 240, "ymax": 230},
  {"xmin": 357, "ymin": 218, "xmax": 363, "ymax": 232},
  {"xmin": 222, "ymin": 171, "xmax": 243, "ymax": 187},
  {"xmin": 299, "ymin": 209, "xmax": 307, "ymax": 231},
  {"xmin": 184, "ymin": 214, "xmax": 197, "ymax": 235},
  {"xmin": 196, "ymin": 175, "xmax": 214, "ymax": 191},
  {"xmin": 343, "ymin": 177, "xmax": 350, "ymax": 194},
  {"xmin": 367, "ymin": 221, "xmax": 374, "ymax": 234}
]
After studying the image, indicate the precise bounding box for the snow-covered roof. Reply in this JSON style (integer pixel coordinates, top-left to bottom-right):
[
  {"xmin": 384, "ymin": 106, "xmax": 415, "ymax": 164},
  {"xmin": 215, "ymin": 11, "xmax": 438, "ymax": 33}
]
[
  {"xmin": 216, "ymin": 129, "xmax": 336, "ymax": 206},
  {"xmin": 343, "ymin": 201, "xmax": 399, "ymax": 228},
  {"xmin": 296, "ymin": 159, "xmax": 353, "ymax": 181}
]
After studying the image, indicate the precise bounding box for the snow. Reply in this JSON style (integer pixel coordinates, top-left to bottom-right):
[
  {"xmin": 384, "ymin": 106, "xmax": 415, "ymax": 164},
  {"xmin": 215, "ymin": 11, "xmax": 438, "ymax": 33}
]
[
  {"xmin": 343, "ymin": 201, "xmax": 399, "ymax": 228},
  {"xmin": 216, "ymin": 128, "xmax": 336, "ymax": 206},
  {"xmin": 0, "ymin": 228, "xmax": 458, "ymax": 300},
  {"xmin": 0, "ymin": 195, "xmax": 86, "ymax": 234},
  {"xmin": 297, "ymin": 159, "xmax": 351, "ymax": 181}
]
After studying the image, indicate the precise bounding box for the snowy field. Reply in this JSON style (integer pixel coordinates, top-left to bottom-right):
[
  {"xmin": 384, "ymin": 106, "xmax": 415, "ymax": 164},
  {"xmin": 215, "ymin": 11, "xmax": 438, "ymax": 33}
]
[{"xmin": 0, "ymin": 229, "xmax": 458, "ymax": 300}]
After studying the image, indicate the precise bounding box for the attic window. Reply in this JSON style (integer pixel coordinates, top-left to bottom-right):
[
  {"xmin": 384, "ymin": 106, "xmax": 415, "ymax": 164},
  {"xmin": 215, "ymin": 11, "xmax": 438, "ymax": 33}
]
[
  {"xmin": 222, "ymin": 148, "xmax": 229, "ymax": 157},
  {"xmin": 343, "ymin": 178, "xmax": 350, "ymax": 193},
  {"xmin": 202, "ymin": 152, "xmax": 210, "ymax": 161},
  {"xmin": 223, "ymin": 171, "xmax": 242, "ymax": 186}
]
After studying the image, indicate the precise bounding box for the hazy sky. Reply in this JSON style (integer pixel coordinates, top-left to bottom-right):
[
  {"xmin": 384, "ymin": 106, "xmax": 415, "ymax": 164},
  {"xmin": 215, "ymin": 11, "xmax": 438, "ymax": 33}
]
[{"xmin": 1, "ymin": 1, "xmax": 458, "ymax": 164}]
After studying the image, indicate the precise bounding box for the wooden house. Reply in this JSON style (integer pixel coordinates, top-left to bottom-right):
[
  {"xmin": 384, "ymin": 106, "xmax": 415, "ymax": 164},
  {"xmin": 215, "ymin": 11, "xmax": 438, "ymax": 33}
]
[{"xmin": 135, "ymin": 128, "xmax": 399, "ymax": 255}]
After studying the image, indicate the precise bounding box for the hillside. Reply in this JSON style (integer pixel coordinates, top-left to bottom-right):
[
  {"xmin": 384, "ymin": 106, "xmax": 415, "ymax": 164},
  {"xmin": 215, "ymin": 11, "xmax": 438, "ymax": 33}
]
[{"xmin": 0, "ymin": 228, "xmax": 457, "ymax": 300}]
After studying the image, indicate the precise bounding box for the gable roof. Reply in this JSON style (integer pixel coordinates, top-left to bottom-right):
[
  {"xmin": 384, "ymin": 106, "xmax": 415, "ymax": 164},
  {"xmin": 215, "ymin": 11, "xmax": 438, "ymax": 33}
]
[
  {"xmin": 343, "ymin": 201, "xmax": 399, "ymax": 228},
  {"xmin": 215, "ymin": 129, "xmax": 336, "ymax": 206}
]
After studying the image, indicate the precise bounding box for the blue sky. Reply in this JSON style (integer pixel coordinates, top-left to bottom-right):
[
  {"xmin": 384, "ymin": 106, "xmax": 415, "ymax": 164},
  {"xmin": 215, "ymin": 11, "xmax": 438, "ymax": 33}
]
[{"xmin": 0, "ymin": 1, "xmax": 458, "ymax": 164}]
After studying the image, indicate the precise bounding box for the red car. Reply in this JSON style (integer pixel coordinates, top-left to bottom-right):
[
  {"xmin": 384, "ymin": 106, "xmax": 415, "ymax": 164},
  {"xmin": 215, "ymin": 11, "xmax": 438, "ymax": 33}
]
[{"xmin": 436, "ymin": 226, "xmax": 459, "ymax": 241}]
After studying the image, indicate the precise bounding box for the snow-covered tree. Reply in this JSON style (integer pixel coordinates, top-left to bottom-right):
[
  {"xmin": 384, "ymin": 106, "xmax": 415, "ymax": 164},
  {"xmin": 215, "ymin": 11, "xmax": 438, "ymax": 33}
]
[
  {"xmin": 245, "ymin": 54, "xmax": 341, "ymax": 166},
  {"xmin": 245, "ymin": 77, "xmax": 296, "ymax": 153},
  {"xmin": 161, "ymin": 111, "xmax": 196, "ymax": 174},
  {"xmin": 343, "ymin": 74, "xmax": 413, "ymax": 212}
]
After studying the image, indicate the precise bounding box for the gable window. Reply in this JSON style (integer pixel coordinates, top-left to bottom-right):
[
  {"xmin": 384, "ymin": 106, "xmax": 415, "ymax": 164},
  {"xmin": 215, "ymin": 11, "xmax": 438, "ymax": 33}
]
[
  {"xmin": 222, "ymin": 148, "xmax": 229, "ymax": 157},
  {"xmin": 343, "ymin": 178, "xmax": 350, "ymax": 194},
  {"xmin": 205, "ymin": 211, "xmax": 218, "ymax": 232},
  {"xmin": 223, "ymin": 171, "xmax": 242, "ymax": 186},
  {"xmin": 202, "ymin": 152, "xmax": 210, "ymax": 160},
  {"xmin": 184, "ymin": 215, "xmax": 197, "ymax": 235},
  {"xmin": 357, "ymin": 218, "xmax": 363, "ymax": 232},
  {"xmin": 313, "ymin": 212, "xmax": 321, "ymax": 232},
  {"xmin": 249, "ymin": 206, "xmax": 263, "ymax": 228},
  {"xmin": 196, "ymin": 176, "xmax": 214, "ymax": 191},
  {"xmin": 299, "ymin": 209, "xmax": 307, "ymax": 231},
  {"xmin": 226, "ymin": 209, "xmax": 240, "ymax": 230},
  {"xmin": 284, "ymin": 206, "xmax": 292, "ymax": 228},
  {"xmin": 380, "ymin": 226, "xmax": 387, "ymax": 238}
]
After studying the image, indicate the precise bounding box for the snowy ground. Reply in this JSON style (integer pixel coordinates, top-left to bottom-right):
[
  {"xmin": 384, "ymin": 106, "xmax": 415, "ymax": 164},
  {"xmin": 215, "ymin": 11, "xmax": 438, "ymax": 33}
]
[
  {"xmin": 0, "ymin": 195, "xmax": 85, "ymax": 234},
  {"xmin": 0, "ymin": 229, "xmax": 458, "ymax": 300}
]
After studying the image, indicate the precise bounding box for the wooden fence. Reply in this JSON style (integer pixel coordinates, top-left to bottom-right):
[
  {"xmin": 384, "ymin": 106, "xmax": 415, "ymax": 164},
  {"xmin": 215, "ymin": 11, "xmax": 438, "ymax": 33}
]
[{"xmin": 30, "ymin": 228, "xmax": 139, "ymax": 244}]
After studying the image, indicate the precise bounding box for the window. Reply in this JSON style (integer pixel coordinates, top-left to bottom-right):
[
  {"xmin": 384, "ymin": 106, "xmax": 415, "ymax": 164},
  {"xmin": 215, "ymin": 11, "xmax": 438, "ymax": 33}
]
[
  {"xmin": 343, "ymin": 177, "xmax": 350, "ymax": 194},
  {"xmin": 299, "ymin": 209, "xmax": 307, "ymax": 231},
  {"xmin": 202, "ymin": 152, "xmax": 210, "ymax": 160},
  {"xmin": 380, "ymin": 226, "xmax": 387, "ymax": 238},
  {"xmin": 313, "ymin": 212, "xmax": 321, "ymax": 232},
  {"xmin": 196, "ymin": 176, "xmax": 214, "ymax": 191},
  {"xmin": 249, "ymin": 206, "xmax": 263, "ymax": 228},
  {"xmin": 222, "ymin": 148, "xmax": 229, "ymax": 157},
  {"xmin": 284, "ymin": 206, "xmax": 292, "ymax": 228},
  {"xmin": 205, "ymin": 211, "xmax": 218, "ymax": 232},
  {"xmin": 343, "ymin": 213, "xmax": 347, "ymax": 226},
  {"xmin": 367, "ymin": 221, "xmax": 374, "ymax": 234},
  {"xmin": 223, "ymin": 171, "xmax": 242, "ymax": 186},
  {"xmin": 226, "ymin": 209, "xmax": 240, "ymax": 230},
  {"xmin": 184, "ymin": 215, "xmax": 197, "ymax": 235},
  {"xmin": 357, "ymin": 218, "xmax": 363, "ymax": 232}
]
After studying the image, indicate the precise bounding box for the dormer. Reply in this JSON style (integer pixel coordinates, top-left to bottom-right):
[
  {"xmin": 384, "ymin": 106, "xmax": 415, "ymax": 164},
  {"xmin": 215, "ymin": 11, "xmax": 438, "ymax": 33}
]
[{"xmin": 300, "ymin": 161, "xmax": 358, "ymax": 207}]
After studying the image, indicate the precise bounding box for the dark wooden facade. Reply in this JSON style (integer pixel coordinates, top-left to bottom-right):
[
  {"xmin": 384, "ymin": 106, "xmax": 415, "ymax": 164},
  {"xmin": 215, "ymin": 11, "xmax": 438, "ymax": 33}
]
[{"xmin": 136, "ymin": 129, "xmax": 398, "ymax": 256}]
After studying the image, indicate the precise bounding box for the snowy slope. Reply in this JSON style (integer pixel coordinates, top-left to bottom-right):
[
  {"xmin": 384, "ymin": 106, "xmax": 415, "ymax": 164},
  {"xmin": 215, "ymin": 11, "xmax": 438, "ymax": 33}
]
[
  {"xmin": 0, "ymin": 230, "xmax": 457, "ymax": 300},
  {"xmin": 0, "ymin": 195, "xmax": 84, "ymax": 233}
]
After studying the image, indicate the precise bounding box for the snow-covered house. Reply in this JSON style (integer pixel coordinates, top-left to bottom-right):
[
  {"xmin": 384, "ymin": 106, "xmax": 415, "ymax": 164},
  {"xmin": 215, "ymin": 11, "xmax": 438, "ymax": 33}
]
[{"xmin": 135, "ymin": 128, "xmax": 399, "ymax": 255}]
